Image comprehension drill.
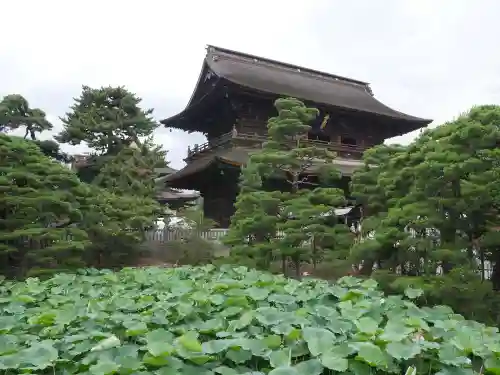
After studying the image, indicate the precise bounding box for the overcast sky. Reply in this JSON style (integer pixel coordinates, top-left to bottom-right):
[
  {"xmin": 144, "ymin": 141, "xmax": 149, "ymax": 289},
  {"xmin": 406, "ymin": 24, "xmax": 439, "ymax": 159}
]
[{"xmin": 2, "ymin": 0, "xmax": 499, "ymax": 169}]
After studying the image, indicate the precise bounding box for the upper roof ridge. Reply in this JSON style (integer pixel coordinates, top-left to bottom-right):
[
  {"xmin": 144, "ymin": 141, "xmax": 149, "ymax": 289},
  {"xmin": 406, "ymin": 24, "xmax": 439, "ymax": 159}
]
[{"xmin": 206, "ymin": 45, "xmax": 372, "ymax": 92}]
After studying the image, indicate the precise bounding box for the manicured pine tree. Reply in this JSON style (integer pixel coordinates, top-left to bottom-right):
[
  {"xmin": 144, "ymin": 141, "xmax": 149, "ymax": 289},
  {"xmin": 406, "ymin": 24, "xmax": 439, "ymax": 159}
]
[
  {"xmin": 57, "ymin": 85, "xmax": 162, "ymax": 184},
  {"xmin": 0, "ymin": 94, "xmax": 70, "ymax": 161},
  {"xmin": 349, "ymin": 143, "xmax": 409, "ymax": 275},
  {"xmin": 57, "ymin": 85, "xmax": 158, "ymax": 154},
  {"xmin": 86, "ymin": 141, "xmax": 165, "ymax": 268},
  {"xmin": 93, "ymin": 143, "xmax": 157, "ymax": 198},
  {"xmin": 0, "ymin": 134, "xmax": 88, "ymax": 277},
  {"xmin": 56, "ymin": 85, "xmax": 168, "ymax": 267},
  {"xmin": 225, "ymin": 97, "xmax": 353, "ymax": 277},
  {"xmin": 351, "ymin": 105, "xmax": 500, "ymax": 280},
  {"xmin": 0, "ymin": 94, "xmax": 53, "ymax": 140},
  {"xmin": 78, "ymin": 183, "xmax": 162, "ymax": 268}
]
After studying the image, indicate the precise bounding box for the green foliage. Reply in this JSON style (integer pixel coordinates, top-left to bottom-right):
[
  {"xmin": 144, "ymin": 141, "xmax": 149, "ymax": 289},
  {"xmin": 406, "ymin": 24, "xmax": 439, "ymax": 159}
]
[
  {"xmin": 176, "ymin": 206, "xmax": 218, "ymax": 232},
  {"xmin": 344, "ymin": 105, "xmax": 500, "ymax": 326},
  {"xmin": 78, "ymin": 184, "xmax": 161, "ymax": 269},
  {"xmin": 1, "ymin": 266, "xmax": 499, "ymax": 374},
  {"xmin": 83, "ymin": 142, "xmax": 165, "ymax": 267},
  {"xmin": 48, "ymin": 85, "xmax": 168, "ymax": 268},
  {"xmin": 0, "ymin": 94, "xmax": 53, "ymax": 140},
  {"xmin": 151, "ymin": 208, "xmax": 221, "ymax": 266},
  {"xmin": 57, "ymin": 85, "xmax": 158, "ymax": 154},
  {"xmin": 225, "ymin": 97, "xmax": 353, "ymax": 276},
  {"xmin": 0, "ymin": 87, "xmax": 170, "ymax": 277},
  {"xmin": 56, "ymin": 85, "xmax": 168, "ymax": 191},
  {"xmin": 374, "ymin": 268, "xmax": 500, "ymax": 327},
  {"xmin": 161, "ymin": 237, "xmax": 221, "ymax": 266},
  {"xmin": 34, "ymin": 139, "xmax": 72, "ymax": 163},
  {"xmin": 93, "ymin": 144, "xmax": 158, "ymax": 198},
  {"xmin": 0, "ymin": 134, "xmax": 88, "ymax": 277},
  {"xmin": 0, "ymin": 94, "xmax": 69, "ymax": 161},
  {"xmin": 350, "ymin": 105, "xmax": 500, "ymax": 279}
]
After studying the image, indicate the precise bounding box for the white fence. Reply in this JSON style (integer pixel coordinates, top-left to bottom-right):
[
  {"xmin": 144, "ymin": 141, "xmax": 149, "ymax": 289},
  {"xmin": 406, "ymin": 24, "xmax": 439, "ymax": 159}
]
[
  {"xmin": 146, "ymin": 228, "xmax": 229, "ymax": 242},
  {"xmin": 144, "ymin": 228, "xmax": 493, "ymax": 279}
]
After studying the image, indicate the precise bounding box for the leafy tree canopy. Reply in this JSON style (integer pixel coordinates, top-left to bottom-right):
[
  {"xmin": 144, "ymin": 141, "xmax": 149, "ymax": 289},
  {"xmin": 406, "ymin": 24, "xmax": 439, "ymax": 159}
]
[
  {"xmin": 93, "ymin": 144, "xmax": 158, "ymax": 198},
  {"xmin": 0, "ymin": 94, "xmax": 71, "ymax": 162},
  {"xmin": 56, "ymin": 86, "xmax": 167, "ymax": 186},
  {"xmin": 348, "ymin": 105, "xmax": 500, "ymax": 325},
  {"xmin": 0, "ymin": 134, "xmax": 88, "ymax": 278},
  {"xmin": 0, "ymin": 94, "xmax": 53, "ymax": 140},
  {"xmin": 78, "ymin": 183, "xmax": 161, "ymax": 268},
  {"xmin": 225, "ymin": 97, "xmax": 353, "ymax": 276},
  {"xmin": 351, "ymin": 105, "xmax": 500, "ymax": 278},
  {"xmin": 57, "ymin": 85, "xmax": 158, "ymax": 154},
  {"xmin": 35, "ymin": 139, "xmax": 72, "ymax": 163}
]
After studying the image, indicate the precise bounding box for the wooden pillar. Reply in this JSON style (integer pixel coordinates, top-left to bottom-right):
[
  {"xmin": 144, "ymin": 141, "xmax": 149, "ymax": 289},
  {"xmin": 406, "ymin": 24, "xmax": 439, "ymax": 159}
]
[{"xmin": 201, "ymin": 166, "xmax": 240, "ymax": 228}]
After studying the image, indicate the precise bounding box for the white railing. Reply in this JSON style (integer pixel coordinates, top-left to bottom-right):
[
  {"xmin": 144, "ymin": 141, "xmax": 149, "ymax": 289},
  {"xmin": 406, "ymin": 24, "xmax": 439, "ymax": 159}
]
[
  {"xmin": 146, "ymin": 228, "xmax": 229, "ymax": 242},
  {"xmin": 186, "ymin": 131, "xmax": 365, "ymax": 159},
  {"xmin": 144, "ymin": 228, "xmax": 493, "ymax": 279}
]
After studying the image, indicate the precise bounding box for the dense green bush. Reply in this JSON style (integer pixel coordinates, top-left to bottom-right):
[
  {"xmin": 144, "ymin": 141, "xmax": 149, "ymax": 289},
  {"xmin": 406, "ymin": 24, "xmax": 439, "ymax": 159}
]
[
  {"xmin": 374, "ymin": 268, "xmax": 500, "ymax": 328},
  {"xmin": 1, "ymin": 265, "xmax": 500, "ymax": 374}
]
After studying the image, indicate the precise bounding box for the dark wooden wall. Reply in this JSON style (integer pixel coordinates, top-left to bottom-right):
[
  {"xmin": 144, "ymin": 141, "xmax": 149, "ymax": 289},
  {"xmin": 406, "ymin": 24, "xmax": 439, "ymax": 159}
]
[
  {"xmin": 227, "ymin": 92, "xmax": 390, "ymax": 149},
  {"xmin": 201, "ymin": 166, "xmax": 240, "ymax": 227}
]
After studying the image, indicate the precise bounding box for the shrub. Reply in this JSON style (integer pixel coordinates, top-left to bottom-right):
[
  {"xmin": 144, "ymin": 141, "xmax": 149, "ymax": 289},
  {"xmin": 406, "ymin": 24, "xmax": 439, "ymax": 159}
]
[
  {"xmin": 374, "ymin": 268, "xmax": 500, "ymax": 327},
  {"xmin": 1, "ymin": 265, "xmax": 499, "ymax": 374},
  {"xmin": 145, "ymin": 236, "xmax": 221, "ymax": 266}
]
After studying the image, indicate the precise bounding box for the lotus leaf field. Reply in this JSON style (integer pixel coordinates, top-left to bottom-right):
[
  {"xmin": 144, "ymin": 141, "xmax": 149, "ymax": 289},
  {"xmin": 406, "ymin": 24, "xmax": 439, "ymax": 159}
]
[{"xmin": 1, "ymin": 265, "xmax": 500, "ymax": 374}]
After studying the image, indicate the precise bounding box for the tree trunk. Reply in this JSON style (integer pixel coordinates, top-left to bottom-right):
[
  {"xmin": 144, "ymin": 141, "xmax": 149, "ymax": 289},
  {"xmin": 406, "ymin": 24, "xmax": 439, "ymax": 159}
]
[
  {"xmin": 281, "ymin": 255, "xmax": 287, "ymax": 276},
  {"xmin": 312, "ymin": 236, "xmax": 317, "ymax": 270},
  {"xmin": 359, "ymin": 259, "xmax": 374, "ymax": 276},
  {"xmin": 490, "ymin": 250, "xmax": 500, "ymax": 291},
  {"xmin": 293, "ymin": 255, "xmax": 301, "ymax": 279}
]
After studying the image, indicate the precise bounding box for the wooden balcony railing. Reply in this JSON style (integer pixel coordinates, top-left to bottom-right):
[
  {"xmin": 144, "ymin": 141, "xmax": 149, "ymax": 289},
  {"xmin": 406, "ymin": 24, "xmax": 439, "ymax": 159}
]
[{"xmin": 187, "ymin": 130, "xmax": 366, "ymax": 159}]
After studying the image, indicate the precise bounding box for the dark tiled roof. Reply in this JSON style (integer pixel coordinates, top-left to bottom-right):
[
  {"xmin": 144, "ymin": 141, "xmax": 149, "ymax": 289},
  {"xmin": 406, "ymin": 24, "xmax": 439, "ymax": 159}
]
[
  {"xmin": 164, "ymin": 147, "xmax": 364, "ymax": 186},
  {"xmin": 156, "ymin": 190, "xmax": 199, "ymax": 200},
  {"xmin": 205, "ymin": 46, "xmax": 429, "ymax": 123},
  {"xmin": 161, "ymin": 46, "xmax": 431, "ymax": 130},
  {"xmin": 164, "ymin": 148, "xmax": 248, "ymax": 186},
  {"xmin": 155, "ymin": 166, "xmax": 178, "ymax": 175}
]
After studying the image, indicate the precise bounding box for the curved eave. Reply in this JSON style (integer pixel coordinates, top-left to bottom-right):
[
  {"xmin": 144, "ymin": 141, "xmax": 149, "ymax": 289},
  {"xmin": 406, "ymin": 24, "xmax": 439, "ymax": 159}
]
[
  {"xmin": 164, "ymin": 149, "xmax": 248, "ymax": 188},
  {"xmin": 165, "ymin": 147, "xmax": 365, "ymax": 190},
  {"xmin": 160, "ymin": 60, "xmax": 222, "ymax": 132},
  {"xmin": 156, "ymin": 190, "xmax": 200, "ymax": 201},
  {"xmin": 163, "ymin": 155, "xmax": 216, "ymax": 189},
  {"xmin": 229, "ymin": 81, "xmax": 431, "ymax": 136}
]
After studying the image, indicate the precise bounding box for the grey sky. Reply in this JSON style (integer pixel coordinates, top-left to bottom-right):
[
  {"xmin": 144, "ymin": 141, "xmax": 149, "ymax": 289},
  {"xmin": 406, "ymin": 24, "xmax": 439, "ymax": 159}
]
[{"xmin": 1, "ymin": 0, "xmax": 499, "ymax": 169}]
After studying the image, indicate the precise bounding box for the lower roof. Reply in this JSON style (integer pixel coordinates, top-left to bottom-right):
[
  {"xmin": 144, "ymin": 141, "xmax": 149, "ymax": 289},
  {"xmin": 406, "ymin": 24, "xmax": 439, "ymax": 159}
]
[
  {"xmin": 164, "ymin": 148, "xmax": 363, "ymax": 189},
  {"xmin": 156, "ymin": 190, "xmax": 199, "ymax": 201}
]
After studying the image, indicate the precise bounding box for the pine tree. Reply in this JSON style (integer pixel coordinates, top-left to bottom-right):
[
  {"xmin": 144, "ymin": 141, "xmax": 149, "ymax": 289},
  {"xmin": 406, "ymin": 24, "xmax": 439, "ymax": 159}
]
[
  {"xmin": 349, "ymin": 144, "xmax": 408, "ymax": 274},
  {"xmin": 83, "ymin": 141, "xmax": 164, "ymax": 267},
  {"xmin": 0, "ymin": 94, "xmax": 72, "ymax": 162},
  {"xmin": 225, "ymin": 97, "xmax": 353, "ymax": 276},
  {"xmin": 78, "ymin": 184, "xmax": 161, "ymax": 268},
  {"xmin": 57, "ymin": 86, "xmax": 164, "ymax": 184},
  {"xmin": 0, "ymin": 94, "xmax": 53, "ymax": 140},
  {"xmin": 54, "ymin": 85, "xmax": 168, "ymax": 268},
  {"xmin": 93, "ymin": 144, "xmax": 157, "ymax": 198},
  {"xmin": 57, "ymin": 86, "xmax": 158, "ymax": 155},
  {"xmin": 0, "ymin": 134, "xmax": 88, "ymax": 277},
  {"xmin": 351, "ymin": 105, "xmax": 500, "ymax": 279}
]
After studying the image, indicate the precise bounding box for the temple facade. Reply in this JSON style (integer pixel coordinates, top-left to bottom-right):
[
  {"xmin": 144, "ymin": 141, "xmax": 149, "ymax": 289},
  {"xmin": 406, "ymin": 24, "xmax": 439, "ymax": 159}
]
[{"xmin": 161, "ymin": 45, "xmax": 431, "ymax": 227}]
